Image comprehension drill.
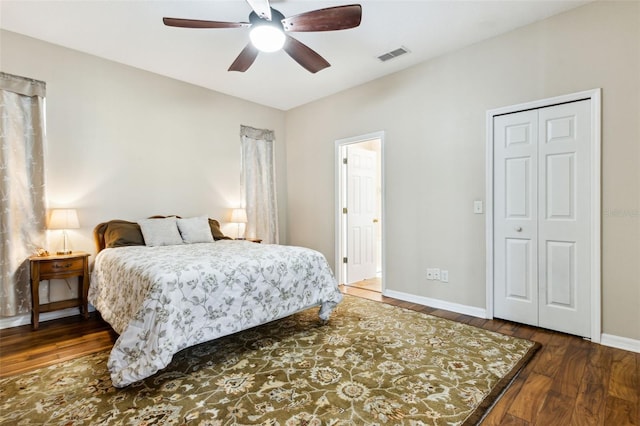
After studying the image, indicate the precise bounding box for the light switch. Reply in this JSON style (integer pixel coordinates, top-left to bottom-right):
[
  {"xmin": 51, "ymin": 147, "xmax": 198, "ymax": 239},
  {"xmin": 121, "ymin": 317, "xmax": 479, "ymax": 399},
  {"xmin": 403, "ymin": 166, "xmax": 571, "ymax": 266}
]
[{"xmin": 474, "ymin": 200, "xmax": 483, "ymax": 214}]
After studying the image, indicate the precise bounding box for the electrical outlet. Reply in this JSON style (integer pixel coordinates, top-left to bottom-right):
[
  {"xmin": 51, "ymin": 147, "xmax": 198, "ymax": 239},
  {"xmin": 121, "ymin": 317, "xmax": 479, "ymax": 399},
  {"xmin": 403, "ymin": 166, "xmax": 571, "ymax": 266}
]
[
  {"xmin": 441, "ymin": 270, "xmax": 449, "ymax": 283},
  {"xmin": 433, "ymin": 268, "xmax": 440, "ymax": 280},
  {"xmin": 426, "ymin": 269, "xmax": 434, "ymax": 280}
]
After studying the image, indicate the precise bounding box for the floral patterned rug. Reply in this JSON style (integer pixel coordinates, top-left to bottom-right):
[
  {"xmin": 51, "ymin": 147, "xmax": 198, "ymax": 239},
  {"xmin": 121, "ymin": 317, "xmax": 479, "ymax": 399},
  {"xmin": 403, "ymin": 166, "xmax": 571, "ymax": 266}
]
[{"xmin": 0, "ymin": 295, "xmax": 539, "ymax": 425}]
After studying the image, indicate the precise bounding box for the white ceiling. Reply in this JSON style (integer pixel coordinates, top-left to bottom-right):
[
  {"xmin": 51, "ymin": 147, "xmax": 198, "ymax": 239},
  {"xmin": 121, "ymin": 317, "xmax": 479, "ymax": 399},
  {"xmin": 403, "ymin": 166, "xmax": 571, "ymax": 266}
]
[{"xmin": 1, "ymin": 0, "xmax": 591, "ymax": 110}]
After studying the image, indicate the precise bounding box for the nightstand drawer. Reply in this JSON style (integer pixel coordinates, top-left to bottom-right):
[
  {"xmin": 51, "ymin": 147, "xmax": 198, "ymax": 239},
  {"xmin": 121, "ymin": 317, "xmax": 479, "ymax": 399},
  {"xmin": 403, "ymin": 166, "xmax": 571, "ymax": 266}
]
[{"xmin": 39, "ymin": 258, "xmax": 84, "ymax": 275}]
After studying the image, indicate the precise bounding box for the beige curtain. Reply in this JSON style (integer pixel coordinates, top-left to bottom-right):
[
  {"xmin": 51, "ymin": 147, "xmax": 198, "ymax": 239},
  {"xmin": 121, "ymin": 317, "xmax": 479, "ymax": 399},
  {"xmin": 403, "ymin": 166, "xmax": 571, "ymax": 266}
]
[
  {"xmin": 240, "ymin": 125, "xmax": 279, "ymax": 244},
  {"xmin": 0, "ymin": 72, "xmax": 47, "ymax": 317}
]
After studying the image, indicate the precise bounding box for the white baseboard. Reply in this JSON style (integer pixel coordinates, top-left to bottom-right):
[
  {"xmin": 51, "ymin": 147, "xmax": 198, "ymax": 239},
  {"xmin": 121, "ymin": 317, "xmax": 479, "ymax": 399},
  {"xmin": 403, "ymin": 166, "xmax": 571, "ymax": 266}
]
[
  {"xmin": 0, "ymin": 306, "xmax": 95, "ymax": 330},
  {"xmin": 600, "ymin": 333, "xmax": 640, "ymax": 353},
  {"xmin": 383, "ymin": 289, "xmax": 487, "ymax": 319},
  {"xmin": 382, "ymin": 290, "xmax": 640, "ymax": 354}
]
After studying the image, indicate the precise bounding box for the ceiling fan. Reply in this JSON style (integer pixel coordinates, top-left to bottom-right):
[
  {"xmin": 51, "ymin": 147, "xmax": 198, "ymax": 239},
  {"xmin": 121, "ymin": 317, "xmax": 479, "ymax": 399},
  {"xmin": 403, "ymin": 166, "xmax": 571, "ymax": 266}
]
[{"xmin": 163, "ymin": 1, "xmax": 362, "ymax": 73}]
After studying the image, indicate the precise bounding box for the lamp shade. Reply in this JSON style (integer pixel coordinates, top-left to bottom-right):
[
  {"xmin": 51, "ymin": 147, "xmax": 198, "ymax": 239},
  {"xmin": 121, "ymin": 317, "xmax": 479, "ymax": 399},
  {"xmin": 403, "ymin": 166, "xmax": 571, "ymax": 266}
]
[
  {"xmin": 230, "ymin": 208, "xmax": 248, "ymax": 224},
  {"xmin": 48, "ymin": 209, "xmax": 80, "ymax": 230}
]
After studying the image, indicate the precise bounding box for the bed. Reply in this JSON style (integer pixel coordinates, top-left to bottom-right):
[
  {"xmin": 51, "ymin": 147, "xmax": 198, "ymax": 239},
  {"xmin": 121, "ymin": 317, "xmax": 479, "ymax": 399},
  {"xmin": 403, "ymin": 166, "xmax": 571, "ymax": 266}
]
[{"xmin": 89, "ymin": 216, "xmax": 342, "ymax": 387}]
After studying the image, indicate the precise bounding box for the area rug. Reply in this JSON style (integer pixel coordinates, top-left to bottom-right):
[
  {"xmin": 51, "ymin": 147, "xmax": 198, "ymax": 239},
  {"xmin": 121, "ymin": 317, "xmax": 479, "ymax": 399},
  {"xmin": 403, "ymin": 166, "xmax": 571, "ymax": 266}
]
[{"xmin": 0, "ymin": 295, "xmax": 539, "ymax": 425}]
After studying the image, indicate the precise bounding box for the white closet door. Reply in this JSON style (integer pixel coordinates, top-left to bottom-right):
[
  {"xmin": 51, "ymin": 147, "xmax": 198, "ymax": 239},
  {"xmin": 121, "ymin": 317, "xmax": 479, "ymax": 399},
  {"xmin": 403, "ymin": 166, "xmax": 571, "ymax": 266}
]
[
  {"xmin": 493, "ymin": 100, "xmax": 592, "ymax": 338},
  {"xmin": 493, "ymin": 110, "xmax": 539, "ymax": 327},
  {"xmin": 537, "ymin": 100, "xmax": 591, "ymax": 337}
]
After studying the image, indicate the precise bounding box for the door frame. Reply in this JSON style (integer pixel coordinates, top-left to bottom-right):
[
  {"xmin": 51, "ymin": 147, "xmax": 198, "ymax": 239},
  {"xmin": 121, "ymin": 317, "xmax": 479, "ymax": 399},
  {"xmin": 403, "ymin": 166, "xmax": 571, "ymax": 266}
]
[
  {"xmin": 335, "ymin": 131, "xmax": 385, "ymax": 290},
  {"xmin": 485, "ymin": 89, "xmax": 601, "ymax": 342}
]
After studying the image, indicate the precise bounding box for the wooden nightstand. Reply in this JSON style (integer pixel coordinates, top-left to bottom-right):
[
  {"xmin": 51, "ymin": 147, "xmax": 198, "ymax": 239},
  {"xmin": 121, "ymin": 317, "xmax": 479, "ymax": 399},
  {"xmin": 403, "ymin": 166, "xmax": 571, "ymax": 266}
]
[
  {"xmin": 235, "ymin": 238, "xmax": 262, "ymax": 243},
  {"xmin": 28, "ymin": 252, "xmax": 90, "ymax": 330}
]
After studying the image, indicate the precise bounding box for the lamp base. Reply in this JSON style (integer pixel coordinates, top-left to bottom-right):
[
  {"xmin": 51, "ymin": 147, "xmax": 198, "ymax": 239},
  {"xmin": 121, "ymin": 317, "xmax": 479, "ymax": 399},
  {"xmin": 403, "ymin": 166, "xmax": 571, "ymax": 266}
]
[{"xmin": 57, "ymin": 230, "xmax": 72, "ymax": 255}]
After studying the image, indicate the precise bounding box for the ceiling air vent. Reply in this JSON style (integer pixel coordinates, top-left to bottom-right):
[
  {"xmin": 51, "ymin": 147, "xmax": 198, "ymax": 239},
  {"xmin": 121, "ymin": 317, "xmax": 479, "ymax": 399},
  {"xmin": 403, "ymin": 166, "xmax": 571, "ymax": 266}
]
[{"xmin": 377, "ymin": 46, "xmax": 410, "ymax": 62}]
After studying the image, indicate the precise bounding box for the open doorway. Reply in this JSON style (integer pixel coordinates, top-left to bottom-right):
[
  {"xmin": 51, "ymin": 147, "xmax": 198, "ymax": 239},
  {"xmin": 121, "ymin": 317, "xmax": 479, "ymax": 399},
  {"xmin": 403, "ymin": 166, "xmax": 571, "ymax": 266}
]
[{"xmin": 335, "ymin": 132, "xmax": 384, "ymax": 293}]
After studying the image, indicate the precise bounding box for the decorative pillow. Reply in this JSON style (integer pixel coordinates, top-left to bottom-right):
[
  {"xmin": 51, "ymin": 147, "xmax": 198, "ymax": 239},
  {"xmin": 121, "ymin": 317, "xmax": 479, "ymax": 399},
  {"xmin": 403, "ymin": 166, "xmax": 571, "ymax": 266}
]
[
  {"xmin": 137, "ymin": 217, "xmax": 183, "ymax": 247},
  {"xmin": 177, "ymin": 216, "xmax": 214, "ymax": 244},
  {"xmin": 104, "ymin": 220, "xmax": 145, "ymax": 248},
  {"xmin": 209, "ymin": 219, "xmax": 232, "ymax": 240}
]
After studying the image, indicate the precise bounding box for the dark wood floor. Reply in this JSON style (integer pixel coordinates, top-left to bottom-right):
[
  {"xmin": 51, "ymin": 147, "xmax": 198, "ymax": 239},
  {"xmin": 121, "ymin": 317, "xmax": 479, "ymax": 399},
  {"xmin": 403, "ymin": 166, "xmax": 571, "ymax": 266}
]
[
  {"xmin": 0, "ymin": 311, "xmax": 117, "ymax": 378},
  {"xmin": 1, "ymin": 286, "xmax": 638, "ymax": 425},
  {"xmin": 341, "ymin": 286, "xmax": 639, "ymax": 425}
]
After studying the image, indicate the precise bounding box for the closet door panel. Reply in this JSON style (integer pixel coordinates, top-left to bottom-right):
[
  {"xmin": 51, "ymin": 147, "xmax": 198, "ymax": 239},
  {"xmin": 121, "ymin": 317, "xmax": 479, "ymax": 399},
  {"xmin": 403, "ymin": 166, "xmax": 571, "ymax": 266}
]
[
  {"xmin": 538, "ymin": 100, "xmax": 591, "ymax": 337},
  {"xmin": 493, "ymin": 110, "xmax": 538, "ymax": 326}
]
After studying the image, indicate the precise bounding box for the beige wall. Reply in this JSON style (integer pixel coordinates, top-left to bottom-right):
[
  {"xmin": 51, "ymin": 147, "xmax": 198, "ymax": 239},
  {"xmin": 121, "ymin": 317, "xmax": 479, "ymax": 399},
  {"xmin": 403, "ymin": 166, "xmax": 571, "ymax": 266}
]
[
  {"xmin": 1, "ymin": 30, "xmax": 287, "ymax": 302},
  {"xmin": 285, "ymin": 1, "xmax": 640, "ymax": 340}
]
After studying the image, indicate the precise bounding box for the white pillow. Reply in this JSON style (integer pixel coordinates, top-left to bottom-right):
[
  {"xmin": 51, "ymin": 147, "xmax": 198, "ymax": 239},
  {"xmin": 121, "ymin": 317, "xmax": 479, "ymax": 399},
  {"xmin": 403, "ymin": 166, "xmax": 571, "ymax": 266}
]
[
  {"xmin": 177, "ymin": 216, "xmax": 214, "ymax": 244},
  {"xmin": 137, "ymin": 217, "xmax": 184, "ymax": 247}
]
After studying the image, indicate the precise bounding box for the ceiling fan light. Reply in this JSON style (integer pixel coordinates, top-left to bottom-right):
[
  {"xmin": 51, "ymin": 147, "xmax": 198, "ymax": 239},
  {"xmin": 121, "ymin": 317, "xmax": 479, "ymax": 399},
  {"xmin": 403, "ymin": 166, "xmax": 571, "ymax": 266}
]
[{"xmin": 250, "ymin": 25, "xmax": 285, "ymax": 53}]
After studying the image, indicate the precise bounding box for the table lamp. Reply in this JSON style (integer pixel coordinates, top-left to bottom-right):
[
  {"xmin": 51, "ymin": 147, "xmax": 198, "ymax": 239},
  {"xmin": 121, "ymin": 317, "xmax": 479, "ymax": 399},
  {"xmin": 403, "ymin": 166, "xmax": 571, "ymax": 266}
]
[
  {"xmin": 230, "ymin": 208, "xmax": 247, "ymax": 239},
  {"xmin": 48, "ymin": 209, "xmax": 80, "ymax": 255}
]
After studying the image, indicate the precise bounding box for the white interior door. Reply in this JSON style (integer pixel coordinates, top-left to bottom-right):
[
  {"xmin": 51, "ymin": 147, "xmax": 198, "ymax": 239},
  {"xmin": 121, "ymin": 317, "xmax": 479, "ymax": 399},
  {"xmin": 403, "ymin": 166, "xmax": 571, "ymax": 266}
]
[
  {"xmin": 346, "ymin": 146, "xmax": 377, "ymax": 283},
  {"xmin": 493, "ymin": 100, "xmax": 591, "ymax": 337}
]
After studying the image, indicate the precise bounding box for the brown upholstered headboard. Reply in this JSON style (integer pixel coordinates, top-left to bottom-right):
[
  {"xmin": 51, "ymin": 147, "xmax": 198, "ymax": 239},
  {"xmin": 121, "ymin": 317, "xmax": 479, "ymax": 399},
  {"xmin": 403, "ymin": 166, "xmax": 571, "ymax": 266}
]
[
  {"xmin": 93, "ymin": 221, "xmax": 110, "ymax": 253},
  {"xmin": 93, "ymin": 215, "xmax": 180, "ymax": 253},
  {"xmin": 94, "ymin": 215, "xmax": 229, "ymax": 252}
]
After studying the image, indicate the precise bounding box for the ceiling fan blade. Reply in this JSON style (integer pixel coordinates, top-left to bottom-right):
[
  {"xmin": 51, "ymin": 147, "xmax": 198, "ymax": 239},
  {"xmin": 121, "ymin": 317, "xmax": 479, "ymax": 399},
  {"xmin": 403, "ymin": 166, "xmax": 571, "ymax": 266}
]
[
  {"xmin": 228, "ymin": 43, "xmax": 260, "ymax": 72},
  {"xmin": 245, "ymin": 0, "xmax": 272, "ymax": 21},
  {"xmin": 283, "ymin": 36, "xmax": 330, "ymax": 73},
  {"xmin": 163, "ymin": 17, "xmax": 250, "ymax": 29},
  {"xmin": 282, "ymin": 5, "xmax": 362, "ymax": 32}
]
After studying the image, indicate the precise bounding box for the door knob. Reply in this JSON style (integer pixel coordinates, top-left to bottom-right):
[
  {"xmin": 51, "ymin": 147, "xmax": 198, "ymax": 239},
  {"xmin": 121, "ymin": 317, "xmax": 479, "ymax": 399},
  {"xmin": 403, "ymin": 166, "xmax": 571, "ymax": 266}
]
[
  {"xmin": 515, "ymin": 227, "xmax": 522, "ymax": 232},
  {"xmin": 373, "ymin": 218, "xmax": 379, "ymax": 223}
]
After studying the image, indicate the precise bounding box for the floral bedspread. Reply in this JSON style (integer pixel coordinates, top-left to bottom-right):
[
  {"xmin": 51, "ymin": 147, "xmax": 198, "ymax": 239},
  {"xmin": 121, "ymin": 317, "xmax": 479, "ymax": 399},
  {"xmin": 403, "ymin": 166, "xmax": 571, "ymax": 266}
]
[{"xmin": 89, "ymin": 240, "xmax": 342, "ymax": 387}]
